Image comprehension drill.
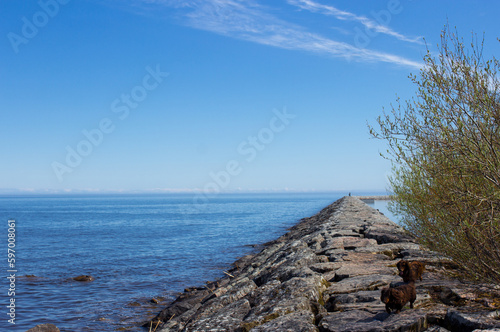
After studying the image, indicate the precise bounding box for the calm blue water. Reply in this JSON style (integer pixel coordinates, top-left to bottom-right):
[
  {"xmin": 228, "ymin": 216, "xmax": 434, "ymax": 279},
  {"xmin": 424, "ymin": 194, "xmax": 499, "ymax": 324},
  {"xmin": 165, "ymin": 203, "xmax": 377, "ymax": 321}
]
[
  {"xmin": 0, "ymin": 193, "xmax": 393, "ymax": 331},
  {"xmin": 0, "ymin": 193, "xmax": 334, "ymax": 331},
  {"xmin": 364, "ymin": 199, "xmax": 399, "ymax": 223}
]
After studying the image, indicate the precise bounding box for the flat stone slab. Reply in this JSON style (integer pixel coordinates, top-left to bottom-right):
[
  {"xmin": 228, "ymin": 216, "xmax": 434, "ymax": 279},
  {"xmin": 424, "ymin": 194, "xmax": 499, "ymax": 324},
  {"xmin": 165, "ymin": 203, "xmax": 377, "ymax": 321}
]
[
  {"xmin": 445, "ymin": 310, "xmax": 500, "ymax": 331},
  {"xmin": 249, "ymin": 310, "xmax": 318, "ymax": 332},
  {"xmin": 326, "ymin": 274, "xmax": 398, "ymax": 295},
  {"xmin": 318, "ymin": 309, "xmax": 428, "ymax": 332},
  {"xmin": 333, "ymin": 261, "xmax": 395, "ymax": 281}
]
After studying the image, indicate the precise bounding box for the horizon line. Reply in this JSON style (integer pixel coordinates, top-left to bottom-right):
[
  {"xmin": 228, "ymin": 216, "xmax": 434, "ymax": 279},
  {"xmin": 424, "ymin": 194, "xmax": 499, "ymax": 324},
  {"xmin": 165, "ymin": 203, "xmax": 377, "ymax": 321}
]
[{"xmin": 0, "ymin": 188, "xmax": 389, "ymax": 196}]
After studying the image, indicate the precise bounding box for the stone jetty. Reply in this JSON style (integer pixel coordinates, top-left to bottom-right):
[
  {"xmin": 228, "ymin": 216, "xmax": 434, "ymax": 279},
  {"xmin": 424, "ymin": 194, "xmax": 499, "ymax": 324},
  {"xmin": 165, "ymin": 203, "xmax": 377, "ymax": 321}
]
[{"xmin": 146, "ymin": 196, "xmax": 500, "ymax": 332}]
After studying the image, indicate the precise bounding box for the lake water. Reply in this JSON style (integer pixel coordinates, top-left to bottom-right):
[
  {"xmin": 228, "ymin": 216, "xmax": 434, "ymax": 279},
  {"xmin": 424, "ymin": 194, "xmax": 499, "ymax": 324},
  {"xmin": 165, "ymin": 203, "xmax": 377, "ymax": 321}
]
[{"xmin": 0, "ymin": 193, "xmax": 394, "ymax": 331}]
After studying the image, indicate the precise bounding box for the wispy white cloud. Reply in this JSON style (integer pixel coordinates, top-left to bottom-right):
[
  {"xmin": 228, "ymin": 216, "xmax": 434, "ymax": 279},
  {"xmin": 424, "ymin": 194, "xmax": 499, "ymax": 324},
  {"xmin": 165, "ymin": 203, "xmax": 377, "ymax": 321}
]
[
  {"xmin": 287, "ymin": 0, "xmax": 423, "ymax": 44},
  {"xmin": 132, "ymin": 0, "xmax": 422, "ymax": 69}
]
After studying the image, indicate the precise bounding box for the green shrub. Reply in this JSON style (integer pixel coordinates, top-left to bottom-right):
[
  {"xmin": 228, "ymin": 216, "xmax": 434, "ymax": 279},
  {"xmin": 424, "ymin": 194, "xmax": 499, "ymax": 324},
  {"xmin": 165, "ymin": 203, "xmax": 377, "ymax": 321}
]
[{"xmin": 370, "ymin": 26, "xmax": 500, "ymax": 283}]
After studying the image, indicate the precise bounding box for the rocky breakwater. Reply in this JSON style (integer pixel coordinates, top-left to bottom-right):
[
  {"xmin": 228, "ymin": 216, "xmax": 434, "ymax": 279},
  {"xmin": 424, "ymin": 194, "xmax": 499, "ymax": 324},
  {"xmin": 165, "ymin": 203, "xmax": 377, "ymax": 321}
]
[{"xmin": 147, "ymin": 196, "xmax": 500, "ymax": 332}]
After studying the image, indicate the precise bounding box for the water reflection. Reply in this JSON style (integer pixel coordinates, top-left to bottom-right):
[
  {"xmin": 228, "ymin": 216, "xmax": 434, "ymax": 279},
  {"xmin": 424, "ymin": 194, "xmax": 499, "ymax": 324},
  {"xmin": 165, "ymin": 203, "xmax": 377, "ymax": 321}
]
[{"xmin": 362, "ymin": 199, "xmax": 401, "ymax": 225}]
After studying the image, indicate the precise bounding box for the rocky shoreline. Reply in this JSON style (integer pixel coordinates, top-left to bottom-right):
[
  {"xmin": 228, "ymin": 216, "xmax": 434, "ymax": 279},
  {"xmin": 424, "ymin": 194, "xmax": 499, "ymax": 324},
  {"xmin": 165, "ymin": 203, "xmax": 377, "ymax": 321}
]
[{"xmin": 145, "ymin": 196, "xmax": 500, "ymax": 332}]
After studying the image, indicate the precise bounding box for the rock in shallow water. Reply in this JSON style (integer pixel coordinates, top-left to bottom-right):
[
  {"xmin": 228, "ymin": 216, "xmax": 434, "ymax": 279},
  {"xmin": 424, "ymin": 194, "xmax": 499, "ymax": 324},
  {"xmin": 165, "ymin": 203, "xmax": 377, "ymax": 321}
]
[
  {"xmin": 72, "ymin": 275, "xmax": 94, "ymax": 282},
  {"xmin": 25, "ymin": 324, "xmax": 60, "ymax": 332}
]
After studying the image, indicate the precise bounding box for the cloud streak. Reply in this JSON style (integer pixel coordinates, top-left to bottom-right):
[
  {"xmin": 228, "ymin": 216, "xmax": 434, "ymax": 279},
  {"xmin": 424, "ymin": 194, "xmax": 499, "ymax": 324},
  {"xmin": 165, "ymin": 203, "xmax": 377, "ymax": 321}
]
[
  {"xmin": 287, "ymin": 0, "xmax": 423, "ymax": 44},
  {"xmin": 134, "ymin": 0, "xmax": 422, "ymax": 69}
]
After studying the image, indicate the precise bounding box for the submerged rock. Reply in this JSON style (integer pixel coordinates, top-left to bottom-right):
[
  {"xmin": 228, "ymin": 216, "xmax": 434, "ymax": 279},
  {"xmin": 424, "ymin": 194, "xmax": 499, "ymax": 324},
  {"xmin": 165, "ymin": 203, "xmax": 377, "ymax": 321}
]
[
  {"xmin": 72, "ymin": 275, "xmax": 94, "ymax": 282},
  {"xmin": 25, "ymin": 323, "xmax": 60, "ymax": 332},
  {"xmin": 145, "ymin": 196, "xmax": 500, "ymax": 332}
]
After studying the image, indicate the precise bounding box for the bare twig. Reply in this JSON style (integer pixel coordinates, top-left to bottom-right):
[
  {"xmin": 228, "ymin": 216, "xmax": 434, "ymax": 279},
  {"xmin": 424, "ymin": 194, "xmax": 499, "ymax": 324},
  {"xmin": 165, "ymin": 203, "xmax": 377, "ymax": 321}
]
[
  {"xmin": 205, "ymin": 285, "xmax": 217, "ymax": 297},
  {"xmin": 153, "ymin": 319, "xmax": 162, "ymax": 332}
]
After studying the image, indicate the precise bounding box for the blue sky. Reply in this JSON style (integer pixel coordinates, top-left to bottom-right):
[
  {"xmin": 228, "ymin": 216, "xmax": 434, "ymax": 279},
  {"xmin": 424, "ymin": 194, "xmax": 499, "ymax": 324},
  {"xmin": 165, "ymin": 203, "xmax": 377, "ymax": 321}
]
[{"xmin": 1, "ymin": 0, "xmax": 499, "ymax": 194}]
